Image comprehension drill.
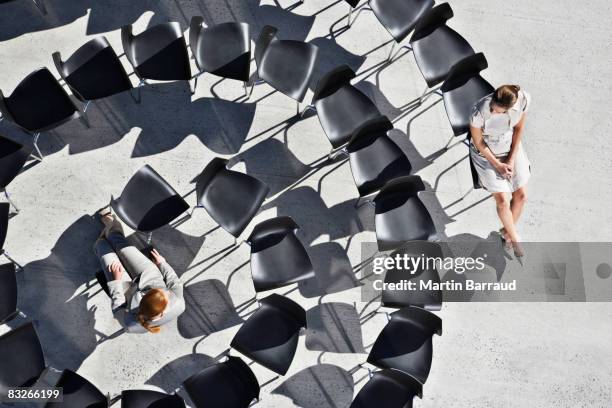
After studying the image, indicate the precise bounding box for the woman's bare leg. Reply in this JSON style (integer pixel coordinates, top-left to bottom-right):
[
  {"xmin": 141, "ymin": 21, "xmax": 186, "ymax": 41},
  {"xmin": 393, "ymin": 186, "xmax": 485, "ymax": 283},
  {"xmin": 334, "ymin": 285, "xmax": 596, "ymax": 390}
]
[
  {"xmin": 510, "ymin": 186, "xmax": 528, "ymax": 223},
  {"xmin": 493, "ymin": 192, "xmax": 519, "ymax": 242}
]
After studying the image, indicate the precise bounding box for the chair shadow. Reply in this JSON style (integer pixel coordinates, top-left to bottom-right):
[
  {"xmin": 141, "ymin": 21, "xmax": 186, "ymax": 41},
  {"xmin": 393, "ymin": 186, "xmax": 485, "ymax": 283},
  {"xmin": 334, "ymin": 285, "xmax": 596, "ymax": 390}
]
[
  {"xmin": 43, "ymin": 82, "xmax": 257, "ymax": 158},
  {"xmin": 0, "ymin": 0, "xmax": 291, "ymax": 41},
  {"xmin": 272, "ymin": 364, "xmax": 355, "ymax": 408},
  {"xmin": 438, "ymin": 232, "xmax": 511, "ymax": 302},
  {"xmin": 14, "ymin": 215, "xmax": 101, "ymax": 371},
  {"xmin": 299, "ymin": 241, "xmax": 359, "ymax": 298},
  {"xmin": 145, "ymin": 352, "xmax": 215, "ymax": 393},
  {"xmin": 177, "ymin": 278, "xmax": 243, "ymax": 339},
  {"xmin": 307, "ymin": 36, "xmax": 367, "ymax": 92},
  {"xmin": 241, "ymin": 138, "xmax": 315, "ymax": 196},
  {"xmin": 263, "ymin": 185, "xmax": 373, "ymax": 242},
  {"xmin": 305, "ymin": 302, "xmax": 365, "ymax": 354}
]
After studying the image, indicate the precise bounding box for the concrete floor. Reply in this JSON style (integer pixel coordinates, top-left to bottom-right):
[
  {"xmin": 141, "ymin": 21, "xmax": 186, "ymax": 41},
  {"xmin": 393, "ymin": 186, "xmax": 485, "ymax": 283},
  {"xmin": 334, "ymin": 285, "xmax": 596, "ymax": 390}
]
[{"xmin": 1, "ymin": 0, "xmax": 611, "ymax": 407}]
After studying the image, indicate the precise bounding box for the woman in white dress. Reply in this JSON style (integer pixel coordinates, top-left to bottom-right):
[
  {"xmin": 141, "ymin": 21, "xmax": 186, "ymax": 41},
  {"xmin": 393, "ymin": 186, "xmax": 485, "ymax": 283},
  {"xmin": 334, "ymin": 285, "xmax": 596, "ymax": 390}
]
[{"xmin": 469, "ymin": 85, "xmax": 531, "ymax": 256}]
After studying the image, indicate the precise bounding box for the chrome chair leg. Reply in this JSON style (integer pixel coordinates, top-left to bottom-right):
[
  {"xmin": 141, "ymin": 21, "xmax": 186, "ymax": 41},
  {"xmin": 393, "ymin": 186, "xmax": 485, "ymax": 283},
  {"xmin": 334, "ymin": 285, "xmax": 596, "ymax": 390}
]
[
  {"xmin": 32, "ymin": 133, "xmax": 43, "ymax": 161},
  {"xmin": 299, "ymin": 104, "xmax": 316, "ymax": 118},
  {"xmin": 2, "ymin": 250, "xmax": 24, "ymax": 271},
  {"xmin": 133, "ymin": 78, "xmax": 146, "ymax": 103},
  {"xmin": 4, "ymin": 190, "xmax": 20, "ymax": 214},
  {"xmin": 32, "ymin": 0, "xmax": 47, "ymax": 14},
  {"xmin": 419, "ymin": 84, "xmax": 443, "ymax": 104},
  {"xmin": 387, "ymin": 42, "xmax": 396, "ymax": 61},
  {"xmin": 346, "ymin": 2, "xmax": 373, "ymax": 28},
  {"xmin": 353, "ymin": 197, "xmax": 374, "ymax": 209},
  {"xmin": 389, "ymin": 43, "xmax": 412, "ymax": 61},
  {"xmin": 328, "ymin": 146, "xmax": 348, "ymax": 161},
  {"xmin": 191, "ymin": 72, "xmax": 203, "ymax": 95},
  {"xmin": 444, "ymin": 134, "xmax": 456, "ymax": 149}
]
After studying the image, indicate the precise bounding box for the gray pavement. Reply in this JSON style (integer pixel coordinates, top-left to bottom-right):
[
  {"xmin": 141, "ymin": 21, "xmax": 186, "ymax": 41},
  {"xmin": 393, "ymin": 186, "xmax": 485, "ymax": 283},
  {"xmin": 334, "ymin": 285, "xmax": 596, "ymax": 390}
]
[{"xmin": 1, "ymin": 0, "xmax": 611, "ymax": 407}]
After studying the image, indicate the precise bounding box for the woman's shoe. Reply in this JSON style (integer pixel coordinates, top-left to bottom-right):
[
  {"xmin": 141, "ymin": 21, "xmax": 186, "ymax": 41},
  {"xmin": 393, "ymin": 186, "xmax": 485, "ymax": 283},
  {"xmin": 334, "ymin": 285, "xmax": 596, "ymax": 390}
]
[
  {"xmin": 512, "ymin": 239, "xmax": 524, "ymax": 258},
  {"xmin": 499, "ymin": 228, "xmax": 513, "ymax": 251}
]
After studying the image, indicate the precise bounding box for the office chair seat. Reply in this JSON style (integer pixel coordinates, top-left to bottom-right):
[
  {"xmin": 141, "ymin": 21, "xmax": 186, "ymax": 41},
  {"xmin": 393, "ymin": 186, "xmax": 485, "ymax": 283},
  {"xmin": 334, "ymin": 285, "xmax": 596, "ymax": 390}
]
[
  {"xmin": 0, "ymin": 135, "xmax": 32, "ymax": 190},
  {"xmin": 0, "ymin": 68, "xmax": 82, "ymax": 133},
  {"xmin": 0, "ymin": 263, "xmax": 18, "ymax": 323},
  {"xmin": 410, "ymin": 3, "xmax": 475, "ymax": 88},
  {"xmin": 230, "ymin": 294, "xmax": 306, "ymax": 375},
  {"xmin": 347, "ymin": 117, "xmax": 412, "ymax": 197},
  {"xmin": 120, "ymin": 389, "xmax": 186, "ymax": 408},
  {"xmin": 195, "ymin": 158, "xmax": 269, "ymax": 238},
  {"xmin": 190, "ymin": 19, "xmax": 251, "ymax": 82},
  {"xmin": 371, "ymin": 0, "xmax": 434, "ymax": 43},
  {"xmin": 0, "ymin": 322, "xmax": 46, "ymax": 393},
  {"xmin": 367, "ymin": 306, "xmax": 442, "ymax": 384},
  {"xmin": 122, "ymin": 22, "xmax": 192, "ymax": 81},
  {"xmin": 46, "ymin": 369, "xmax": 107, "ymax": 408},
  {"xmin": 53, "ymin": 37, "xmax": 132, "ymax": 101},
  {"xmin": 182, "ymin": 356, "xmax": 259, "ymax": 408},
  {"xmin": 247, "ymin": 216, "xmax": 315, "ymax": 292},
  {"xmin": 373, "ymin": 176, "xmax": 436, "ymax": 251},
  {"xmin": 441, "ymin": 52, "xmax": 495, "ymax": 136},
  {"xmin": 313, "ymin": 65, "xmax": 381, "ymax": 149},
  {"xmin": 111, "ymin": 165, "xmax": 189, "ymax": 232},
  {"xmin": 255, "ymin": 26, "xmax": 319, "ymax": 103},
  {"xmin": 381, "ymin": 241, "xmax": 443, "ymax": 310},
  {"xmin": 350, "ymin": 368, "xmax": 423, "ymax": 408}
]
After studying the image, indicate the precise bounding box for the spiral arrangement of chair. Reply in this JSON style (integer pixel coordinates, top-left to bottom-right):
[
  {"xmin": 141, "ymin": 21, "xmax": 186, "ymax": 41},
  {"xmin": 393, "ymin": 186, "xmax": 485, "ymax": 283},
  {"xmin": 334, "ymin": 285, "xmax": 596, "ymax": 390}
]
[{"xmin": 0, "ymin": 1, "xmax": 502, "ymax": 406}]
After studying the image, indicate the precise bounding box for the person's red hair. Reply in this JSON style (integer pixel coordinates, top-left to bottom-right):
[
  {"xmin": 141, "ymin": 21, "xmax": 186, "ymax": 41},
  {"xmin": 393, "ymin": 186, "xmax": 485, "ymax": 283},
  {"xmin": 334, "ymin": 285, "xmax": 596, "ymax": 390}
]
[{"xmin": 137, "ymin": 289, "xmax": 168, "ymax": 333}]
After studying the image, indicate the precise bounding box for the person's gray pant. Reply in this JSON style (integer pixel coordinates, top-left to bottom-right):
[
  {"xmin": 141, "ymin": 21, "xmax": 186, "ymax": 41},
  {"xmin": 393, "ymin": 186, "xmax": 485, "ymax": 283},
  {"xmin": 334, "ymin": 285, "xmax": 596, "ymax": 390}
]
[{"xmin": 93, "ymin": 224, "xmax": 158, "ymax": 283}]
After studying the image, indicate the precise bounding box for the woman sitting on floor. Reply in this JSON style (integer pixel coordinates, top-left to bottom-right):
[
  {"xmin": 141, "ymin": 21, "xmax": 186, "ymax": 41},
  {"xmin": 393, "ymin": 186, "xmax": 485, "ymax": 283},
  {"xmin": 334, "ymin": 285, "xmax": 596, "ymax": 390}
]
[{"xmin": 93, "ymin": 209, "xmax": 185, "ymax": 333}]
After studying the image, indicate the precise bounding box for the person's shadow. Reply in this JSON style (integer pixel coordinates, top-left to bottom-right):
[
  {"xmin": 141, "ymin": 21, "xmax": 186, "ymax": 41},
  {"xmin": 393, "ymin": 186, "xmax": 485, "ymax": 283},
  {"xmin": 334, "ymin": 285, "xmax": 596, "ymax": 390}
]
[{"xmin": 15, "ymin": 215, "xmax": 101, "ymax": 371}]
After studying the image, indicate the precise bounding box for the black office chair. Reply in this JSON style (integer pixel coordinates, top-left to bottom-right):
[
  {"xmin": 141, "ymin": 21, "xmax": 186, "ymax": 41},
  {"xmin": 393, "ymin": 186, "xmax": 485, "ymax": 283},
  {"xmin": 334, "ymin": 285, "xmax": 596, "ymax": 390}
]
[
  {"xmin": 345, "ymin": 116, "xmax": 412, "ymax": 200},
  {"xmin": 0, "ymin": 0, "xmax": 46, "ymax": 14},
  {"xmin": 343, "ymin": 0, "xmax": 433, "ymax": 59},
  {"xmin": 366, "ymin": 306, "xmax": 442, "ymax": 384},
  {"xmin": 0, "ymin": 263, "xmax": 22, "ymax": 324},
  {"xmin": 255, "ymin": 25, "xmax": 319, "ymax": 114},
  {"xmin": 441, "ymin": 52, "xmax": 494, "ymax": 146},
  {"xmin": 194, "ymin": 157, "xmax": 269, "ymax": 239},
  {"xmin": 0, "ymin": 322, "xmax": 46, "ymax": 394},
  {"xmin": 53, "ymin": 36, "xmax": 134, "ymax": 111},
  {"xmin": 230, "ymin": 294, "xmax": 306, "ymax": 375},
  {"xmin": 0, "ymin": 68, "xmax": 89, "ymax": 160},
  {"xmin": 190, "ymin": 18, "xmax": 252, "ymax": 96},
  {"xmin": 110, "ymin": 165, "xmax": 190, "ymax": 243},
  {"xmin": 350, "ymin": 368, "xmax": 422, "ymax": 408},
  {"xmin": 182, "ymin": 356, "xmax": 259, "ymax": 408},
  {"xmin": 120, "ymin": 389, "xmax": 185, "ymax": 408},
  {"xmin": 409, "ymin": 3, "xmax": 475, "ymax": 102},
  {"xmin": 0, "ymin": 134, "xmax": 32, "ymax": 213},
  {"xmin": 312, "ymin": 65, "xmax": 381, "ymax": 154},
  {"xmin": 373, "ymin": 176, "xmax": 437, "ymax": 252},
  {"xmin": 121, "ymin": 22, "xmax": 192, "ymax": 100},
  {"xmin": 1, "ymin": 203, "xmax": 22, "ymax": 269},
  {"xmin": 246, "ymin": 216, "xmax": 315, "ymax": 293},
  {"xmin": 46, "ymin": 369, "xmax": 109, "ymax": 408},
  {"xmin": 381, "ymin": 241, "xmax": 443, "ymax": 310}
]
